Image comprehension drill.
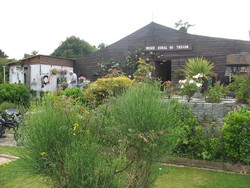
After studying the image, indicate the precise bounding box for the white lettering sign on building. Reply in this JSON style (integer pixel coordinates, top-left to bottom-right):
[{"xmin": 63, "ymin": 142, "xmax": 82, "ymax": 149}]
[{"xmin": 145, "ymin": 44, "xmax": 192, "ymax": 51}]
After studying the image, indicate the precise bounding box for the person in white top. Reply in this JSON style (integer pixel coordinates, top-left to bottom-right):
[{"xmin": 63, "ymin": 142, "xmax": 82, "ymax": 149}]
[{"xmin": 68, "ymin": 71, "xmax": 77, "ymax": 88}]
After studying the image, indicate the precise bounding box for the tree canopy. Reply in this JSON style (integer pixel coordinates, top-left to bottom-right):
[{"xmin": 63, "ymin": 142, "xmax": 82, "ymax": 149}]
[
  {"xmin": 97, "ymin": 43, "xmax": 107, "ymax": 50},
  {"xmin": 0, "ymin": 49, "xmax": 8, "ymax": 58},
  {"xmin": 0, "ymin": 57, "xmax": 16, "ymax": 83},
  {"xmin": 23, "ymin": 50, "xmax": 39, "ymax": 59},
  {"xmin": 51, "ymin": 36, "xmax": 97, "ymax": 59},
  {"xmin": 174, "ymin": 19, "xmax": 194, "ymax": 33}
]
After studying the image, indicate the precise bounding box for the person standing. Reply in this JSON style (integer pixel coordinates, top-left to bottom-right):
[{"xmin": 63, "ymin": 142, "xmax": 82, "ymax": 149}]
[{"xmin": 68, "ymin": 71, "xmax": 77, "ymax": 88}]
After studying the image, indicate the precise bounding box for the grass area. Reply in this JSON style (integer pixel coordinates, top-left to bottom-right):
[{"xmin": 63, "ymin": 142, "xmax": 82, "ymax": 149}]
[
  {"xmin": 0, "ymin": 145, "xmax": 20, "ymax": 156},
  {"xmin": 0, "ymin": 146, "xmax": 51, "ymax": 188},
  {"xmin": 154, "ymin": 164, "xmax": 250, "ymax": 188},
  {"xmin": 1, "ymin": 146, "xmax": 250, "ymax": 188}
]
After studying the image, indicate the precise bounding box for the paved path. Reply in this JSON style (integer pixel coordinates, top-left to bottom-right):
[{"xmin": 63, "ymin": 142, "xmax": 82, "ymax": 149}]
[
  {"xmin": 0, "ymin": 133, "xmax": 19, "ymax": 165},
  {"xmin": 0, "ymin": 133, "xmax": 16, "ymax": 146}
]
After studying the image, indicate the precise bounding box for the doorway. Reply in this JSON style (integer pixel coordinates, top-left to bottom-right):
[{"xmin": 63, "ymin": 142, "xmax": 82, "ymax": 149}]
[{"xmin": 155, "ymin": 60, "xmax": 172, "ymax": 83}]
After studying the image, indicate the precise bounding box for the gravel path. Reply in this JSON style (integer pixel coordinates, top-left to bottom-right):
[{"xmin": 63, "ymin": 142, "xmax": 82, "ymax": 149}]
[{"xmin": 0, "ymin": 133, "xmax": 19, "ymax": 165}]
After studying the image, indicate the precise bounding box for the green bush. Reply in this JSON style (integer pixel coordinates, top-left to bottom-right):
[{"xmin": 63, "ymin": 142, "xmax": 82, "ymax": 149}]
[
  {"xmin": 204, "ymin": 82, "xmax": 227, "ymax": 103},
  {"xmin": 109, "ymin": 83, "xmax": 182, "ymax": 187},
  {"xmin": 173, "ymin": 104, "xmax": 224, "ymax": 160},
  {"xmin": 228, "ymin": 74, "xmax": 250, "ymax": 104},
  {"xmin": 83, "ymin": 76, "xmax": 132, "ymax": 105},
  {"xmin": 172, "ymin": 104, "xmax": 204, "ymax": 157},
  {"xmin": 0, "ymin": 83, "xmax": 30, "ymax": 107},
  {"xmin": 133, "ymin": 58, "xmax": 155, "ymax": 83},
  {"xmin": 222, "ymin": 108, "xmax": 250, "ymax": 164},
  {"xmin": 19, "ymin": 94, "xmax": 121, "ymax": 187},
  {"xmin": 61, "ymin": 87, "xmax": 84, "ymax": 102},
  {"xmin": 0, "ymin": 102, "xmax": 18, "ymax": 114}
]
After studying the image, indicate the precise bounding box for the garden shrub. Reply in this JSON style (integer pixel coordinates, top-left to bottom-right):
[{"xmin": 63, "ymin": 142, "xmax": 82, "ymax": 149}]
[
  {"xmin": 108, "ymin": 83, "xmax": 182, "ymax": 187},
  {"xmin": 133, "ymin": 58, "xmax": 155, "ymax": 83},
  {"xmin": 0, "ymin": 83, "xmax": 30, "ymax": 107},
  {"xmin": 0, "ymin": 102, "xmax": 18, "ymax": 113},
  {"xmin": 83, "ymin": 76, "xmax": 132, "ymax": 105},
  {"xmin": 178, "ymin": 77, "xmax": 203, "ymax": 102},
  {"xmin": 61, "ymin": 87, "xmax": 85, "ymax": 103},
  {"xmin": 173, "ymin": 104, "xmax": 224, "ymax": 160},
  {"xmin": 222, "ymin": 108, "xmax": 250, "ymax": 164},
  {"xmin": 19, "ymin": 94, "xmax": 122, "ymax": 188},
  {"xmin": 204, "ymin": 82, "xmax": 227, "ymax": 103},
  {"xmin": 172, "ymin": 104, "xmax": 204, "ymax": 157},
  {"xmin": 228, "ymin": 74, "xmax": 250, "ymax": 104}
]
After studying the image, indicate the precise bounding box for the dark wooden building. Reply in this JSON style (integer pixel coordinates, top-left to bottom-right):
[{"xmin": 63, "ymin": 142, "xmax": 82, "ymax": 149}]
[{"xmin": 75, "ymin": 22, "xmax": 250, "ymax": 83}]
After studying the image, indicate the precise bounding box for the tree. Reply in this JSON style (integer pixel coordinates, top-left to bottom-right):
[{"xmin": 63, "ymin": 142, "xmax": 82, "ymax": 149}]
[
  {"xmin": 23, "ymin": 50, "xmax": 39, "ymax": 59},
  {"xmin": 0, "ymin": 49, "xmax": 8, "ymax": 58},
  {"xmin": 97, "ymin": 43, "xmax": 107, "ymax": 50},
  {"xmin": 0, "ymin": 58, "xmax": 16, "ymax": 83},
  {"xmin": 174, "ymin": 19, "xmax": 194, "ymax": 33},
  {"xmin": 51, "ymin": 36, "xmax": 97, "ymax": 59}
]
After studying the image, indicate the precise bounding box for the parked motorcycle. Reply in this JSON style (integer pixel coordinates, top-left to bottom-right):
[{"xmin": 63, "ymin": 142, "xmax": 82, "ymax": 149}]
[{"xmin": 0, "ymin": 108, "xmax": 21, "ymax": 139}]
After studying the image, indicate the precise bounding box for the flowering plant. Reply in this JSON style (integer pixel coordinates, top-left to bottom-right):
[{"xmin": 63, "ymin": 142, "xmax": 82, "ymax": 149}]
[
  {"xmin": 78, "ymin": 76, "xmax": 86, "ymax": 82},
  {"xmin": 50, "ymin": 68, "xmax": 58, "ymax": 75},
  {"xmin": 78, "ymin": 76, "xmax": 90, "ymax": 87},
  {"xmin": 50, "ymin": 68, "xmax": 68, "ymax": 76},
  {"xmin": 179, "ymin": 73, "xmax": 203, "ymax": 102},
  {"xmin": 162, "ymin": 80, "xmax": 174, "ymax": 99}
]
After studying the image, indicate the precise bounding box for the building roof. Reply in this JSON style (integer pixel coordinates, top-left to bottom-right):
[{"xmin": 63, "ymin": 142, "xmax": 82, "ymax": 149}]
[
  {"xmin": 6, "ymin": 54, "xmax": 75, "ymax": 66},
  {"xmin": 80, "ymin": 21, "xmax": 250, "ymax": 59}
]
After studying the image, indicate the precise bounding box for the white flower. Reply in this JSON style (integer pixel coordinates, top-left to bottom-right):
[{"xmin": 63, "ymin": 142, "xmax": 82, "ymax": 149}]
[
  {"xmin": 193, "ymin": 73, "xmax": 203, "ymax": 79},
  {"xmin": 159, "ymin": 168, "xmax": 162, "ymax": 170},
  {"xmin": 179, "ymin": 79, "xmax": 186, "ymax": 84},
  {"xmin": 193, "ymin": 75, "xmax": 199, "ymax": 79},
  {"xmin": 180, "ymin": 85, "xmax": 184, "ymax": 89},
  {"xmin": 189, "ymin": 79, "xmax": 194, "ymax": 84},
  {"xmin": 196, "ymin": 83, "xmax": 202, "ymax": 87}
]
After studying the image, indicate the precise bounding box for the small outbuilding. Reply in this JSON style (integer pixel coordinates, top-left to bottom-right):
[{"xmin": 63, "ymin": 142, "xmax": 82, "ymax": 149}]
[
  {"xmin": 75, "ymin": 22, "xmax": 250, "ymax": 83},
  {"xmin": 8, "ymin": 55, "xmax": 75, "ymax": 93}
]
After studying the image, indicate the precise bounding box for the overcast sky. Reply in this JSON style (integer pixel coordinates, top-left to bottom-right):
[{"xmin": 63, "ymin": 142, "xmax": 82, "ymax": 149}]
[{"xmin": 1, "ymin": 0, "xmax": 250, "ymax": 59}]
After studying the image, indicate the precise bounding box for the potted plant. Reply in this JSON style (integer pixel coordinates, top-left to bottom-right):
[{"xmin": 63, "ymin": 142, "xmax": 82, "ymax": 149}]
[{"xmin": 50, "ymin": 68, "xmax": 58, "ymax": 75}]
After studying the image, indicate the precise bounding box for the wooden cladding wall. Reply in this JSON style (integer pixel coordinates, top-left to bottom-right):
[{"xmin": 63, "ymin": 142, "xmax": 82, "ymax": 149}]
[{"xmin": 75, "ymin": 22, "xmax": 250, "ymax": 81}]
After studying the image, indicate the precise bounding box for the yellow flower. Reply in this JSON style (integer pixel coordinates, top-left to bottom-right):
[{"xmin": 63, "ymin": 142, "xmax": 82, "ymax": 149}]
[
  {"xmin": 3, "ymin": 162, "xmax": 10, "ymax": 167},
  {"xmin": 40, "ymin": 151, "xmax": 47, "ymax": 157},
  {"xmin": 73, "ymin": 123, "xmax": 79, "ymax": 131}
]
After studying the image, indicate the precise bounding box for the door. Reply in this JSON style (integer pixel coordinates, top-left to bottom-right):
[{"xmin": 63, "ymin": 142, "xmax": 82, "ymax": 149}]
[{"xmin": 155, "ymin": 60, "xmax": 171, "ymax": 83}]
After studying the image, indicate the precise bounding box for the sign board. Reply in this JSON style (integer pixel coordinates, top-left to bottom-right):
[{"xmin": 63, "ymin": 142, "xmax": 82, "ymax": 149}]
[{"xmin": 145, "ymin": 44, "xmax": 192, "ymax": 51}]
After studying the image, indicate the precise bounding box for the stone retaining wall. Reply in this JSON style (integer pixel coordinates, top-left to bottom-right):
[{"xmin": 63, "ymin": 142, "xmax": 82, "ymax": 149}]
[
  {"xmin": 187, "ymin": 99, "xmax": 236, "ymax": 123},
  {"xmin": 175, "ymin": 97, "xmax": 246, "ymax": 125}
]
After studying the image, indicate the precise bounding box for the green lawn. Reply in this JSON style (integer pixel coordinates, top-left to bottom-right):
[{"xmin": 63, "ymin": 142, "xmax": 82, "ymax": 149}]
[
  {"xmin": 1, "ymin": 146, "xmax": 249, "ymax": 188},
  {"xmin": 0, "ymin": 146, "xmax": 50, "ymax": 188},
  {"xmin": 154, "ymin": 165, "xmax": 250, "ymax": 188}
]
